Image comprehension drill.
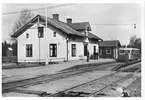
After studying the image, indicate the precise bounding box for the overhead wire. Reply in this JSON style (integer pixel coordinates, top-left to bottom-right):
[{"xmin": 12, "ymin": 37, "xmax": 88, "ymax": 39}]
[
  {"xmin": 2, "ymin": 3, "xmax": 77, "ymax": 15},
  {"xmin": 2, "ymin": 3, "xmax": 136, "ymax": 28},
  {"xmin": 90, "ymin": 24, "xmax": 136, "ymax": 29}
]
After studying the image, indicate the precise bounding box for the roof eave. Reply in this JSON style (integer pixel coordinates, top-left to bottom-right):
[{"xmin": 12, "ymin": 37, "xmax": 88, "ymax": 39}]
[
  {"xmin": 12, "ymin": 15, "xmax": 41, "ymax": 38},
  {"xmin": 100, "ymin": 46, "xmax": 117, "ymax": 48}
]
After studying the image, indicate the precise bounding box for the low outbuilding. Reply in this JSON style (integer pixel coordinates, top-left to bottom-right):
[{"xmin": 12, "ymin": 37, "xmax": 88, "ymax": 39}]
[{"xmin": 99, "ymin": 40, "xmax": 121, "ymax": 59}]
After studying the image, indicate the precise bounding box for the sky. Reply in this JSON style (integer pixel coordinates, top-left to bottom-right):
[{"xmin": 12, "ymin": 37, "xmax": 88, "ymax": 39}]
[{"xmin": 2, "ymin": 3, "xmax": 141, "ymax": 45}]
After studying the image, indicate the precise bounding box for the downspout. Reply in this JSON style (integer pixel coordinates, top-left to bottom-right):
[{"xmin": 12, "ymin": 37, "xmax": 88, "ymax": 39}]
[
  {"xmin": 14, "ymin": 38, "xmax": 18, "ymax": 64},
  {"xmin": 66, "ymin": 36, "xmax": 69, "ymax": 61},
  {"xmin": 45, "ymin": 5, "xmax": 48, "ymax": 64}
]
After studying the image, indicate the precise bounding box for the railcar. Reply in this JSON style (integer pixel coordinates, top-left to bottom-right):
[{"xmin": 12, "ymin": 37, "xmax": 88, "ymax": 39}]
[{"xmin": 117, "ymin": 48, "xmax": 140, "ymax": 62}]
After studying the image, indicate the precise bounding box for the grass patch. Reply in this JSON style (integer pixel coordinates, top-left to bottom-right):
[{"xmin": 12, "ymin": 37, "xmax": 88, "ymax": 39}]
[
  {"xmin": 2, "ymin": 63, "xmax": 45, "ymax": 70},
  {"xmin": 60, "ymin": 61, "xmax": 116, "ymax": 72},
  {"xmin": 111, "ymin": 60, "xmax": 141, "ymax": 71}
]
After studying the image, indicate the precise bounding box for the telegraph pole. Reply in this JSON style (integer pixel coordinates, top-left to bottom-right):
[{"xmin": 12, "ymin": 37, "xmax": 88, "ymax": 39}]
[
  {"xmin": 45, "ymin": 5, "xmax": 48, "ymax": 65},
  {"xmin": 38, "ymin": 16, "xmax": 40, "ymax": 64},
  {"xmin": 45, "ymin": 5, "xmax": 48, "ymax": 30}
]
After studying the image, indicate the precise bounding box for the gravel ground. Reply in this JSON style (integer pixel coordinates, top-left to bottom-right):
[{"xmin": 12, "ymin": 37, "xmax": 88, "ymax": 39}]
[
  {"xmin": 68, "ymin": 72, "xmax": 129, "ymax": 94},
  {"xmin": 125, "ymin": 77, "xmax": 141, "ymax": 97},
  {"xmin": 94, "ymin": 88, "xmax": 122, "ymax": 97},
  {"xmin": 94, "ymin": 73, "xmax": 141, "ymax": 97},
  {"xmin": 2, "ymin": 62, "xmax": 120, "ymax": 92},
  {"xmin": 3, "ymin": 62, "xmax": 141, "ymax": 97},
  {"xmin": 4, "ymin": 70, "xmax": 113, "ymax": 96},
  {"xmin": 2, "ymin": 59, "xmax": 115, "ymax": 83}
]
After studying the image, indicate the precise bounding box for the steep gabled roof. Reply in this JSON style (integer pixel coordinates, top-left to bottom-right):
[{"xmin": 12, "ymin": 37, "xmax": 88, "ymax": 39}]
[
  {"xmin": 88, "ymin": 32, "xmax": 103, "ymax": 41},
  {"xmin": 67, "ymin": 22, "xmax": 91, "ymax": 31},
  {"xmin": 40, "ymin": 16, "xmax": 84, "ymax": 36},
  {"xmin": 12, "ymin": 15, "xmax": 40, "ymax": 38},
  {"xmin": 12, "ymin": 15, "xmax": 102, "ymax": 41},
  {"xmin": 99, "ymin": 40, "xmax": 121, "ymax": 47},
  {"xmin": 12, "ymin": 15, "xmax": 84, "ymax": 38}
]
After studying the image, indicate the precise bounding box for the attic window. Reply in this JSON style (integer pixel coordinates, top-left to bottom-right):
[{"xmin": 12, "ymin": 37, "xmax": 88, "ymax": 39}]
[
  {"xmin": 53, "ymin": 32, "xmax": 56, "ymax": 37},
  {"xmin": 38, "ymin": 27, "xmax": 44, "ymax": 38},
  {"xmin": 26, "ymin": 33, "xmax": 29, "ymax": 38}
]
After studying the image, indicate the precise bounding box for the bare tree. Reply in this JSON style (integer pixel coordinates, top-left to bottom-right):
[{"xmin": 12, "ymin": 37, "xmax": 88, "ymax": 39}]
[
  {"xmin": 10, "ymin": 9, "xmax": 34, "ymax": 42},
  {"xmin": 127, "ymin": 35, "xmax": 141, "ymax": 53},
  {"xmin": 134, "ymin": 38, "xmax": 141, "ymax": 53},
  {"xmin": 129, "ymin": 35, "xmax": 137, "ymax": 47}
]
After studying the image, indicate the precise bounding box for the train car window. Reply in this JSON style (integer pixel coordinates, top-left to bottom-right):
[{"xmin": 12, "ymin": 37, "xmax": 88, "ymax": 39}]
[
  {"xmin": 132, "ymin": 50, "xmax": 139, "ymax": 54},
  {"xmin": 119, "ymin": 50, "xmax": 124, "ymax": 53},
  {"xmin": 132, "ymin": 50, "xmax": 135, "ymax": 54},
  {"xmin": 125, "ymin": 50, "xmax": 130, "ymax": 54}
]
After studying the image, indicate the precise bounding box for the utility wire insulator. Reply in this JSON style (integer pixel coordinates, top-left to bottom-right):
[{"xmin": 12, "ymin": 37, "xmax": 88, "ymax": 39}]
[{"xmin": 134, "ymin": 24, "xmax": 136, "ymax": 29}]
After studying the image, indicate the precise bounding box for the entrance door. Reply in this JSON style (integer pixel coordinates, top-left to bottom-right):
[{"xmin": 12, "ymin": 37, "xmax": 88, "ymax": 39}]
[
  {"xmin": 93, "ymin": 46, "xmax": 97, "ymax": 59},
  {"xmin": 94, "ymin": 46, "xmax": 96, "ymax": 53},
  {"xmin": 84, "ymin": 45, "xmax": 87, "ymax": 56}
]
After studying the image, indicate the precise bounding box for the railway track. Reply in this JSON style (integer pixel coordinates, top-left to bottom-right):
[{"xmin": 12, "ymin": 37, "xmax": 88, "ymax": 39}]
[
  {"xmin": 88, "ymin": 69, "xmax": 141, "ymax": 97},
  {"xmin": 48, "ymin": 64, "xmax": 141, "ymax": 97},
  {"xmin": 3, "ymin": 61, "xmax": 141, "ymax": 97},
  {"xmin": 2, "ymin": 62, "xmax": 118, "ymax": 93}
]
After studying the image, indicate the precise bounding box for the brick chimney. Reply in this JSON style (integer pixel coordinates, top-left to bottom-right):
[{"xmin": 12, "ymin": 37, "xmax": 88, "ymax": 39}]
[
  {"xmin": 52, "ymin": 14, "xmax": 59, "ymax": 21},
  {"xmin": 66, "ymin": 18, "xmax": 72, "ymax": 24}
]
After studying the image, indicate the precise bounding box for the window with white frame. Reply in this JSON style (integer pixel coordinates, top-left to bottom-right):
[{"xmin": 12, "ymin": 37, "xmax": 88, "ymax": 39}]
[
  {"xmin": 26, "ymin": 44, "xmax": 32, "ymax": 57},
  {"xmin": 106, "ymin": 48, "xmax": 111, "ymax": 54},
  {"xmin": 26, "ymin": 33, "xmax": 29, "ymax": 38},
  {"xmin": 72, "ymin": 44, "xmax": 76, "ymax": 57},
  {"xmin": 49, "ymin": 44, "xmax": 57, "ymax": 57}
]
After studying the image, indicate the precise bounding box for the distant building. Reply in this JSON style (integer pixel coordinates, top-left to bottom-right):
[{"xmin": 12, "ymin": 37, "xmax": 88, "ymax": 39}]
[
  {"xmin": 12, "ymin": 14, "xmax": 102, "ymax": 63},
  {"xmin": 6, "ymin": 47, "xmax": 13, "ymax": 56},
  {"xmin": 99, "ymin": 40, "xmax": 121, "ymax": 59}
]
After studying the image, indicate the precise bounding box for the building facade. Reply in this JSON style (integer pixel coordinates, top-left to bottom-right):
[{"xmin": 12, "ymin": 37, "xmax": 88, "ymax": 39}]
[
  {"xmin": 99, "ymin": 40, "xmax": 121, "ymax": 59},
  {"xmin": 12, "ymin": 14, "xmax": 102, "ymax": 64}
]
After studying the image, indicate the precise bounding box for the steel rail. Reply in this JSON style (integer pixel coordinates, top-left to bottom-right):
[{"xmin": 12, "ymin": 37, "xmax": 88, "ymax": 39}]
[
  {"xmin": 49, "ymin": 63, "xmax": 141, "ymax": 97},
  {"xmin": 49, "ymin": 71, "xmax": 119, "ymax": 97},
  {"xmin": 2, "ymin": 62, "xmax": 117, "ymax": 93},
  {"xmin": 3, "ymin": 61, "xmax": 140, "ymax": 95},
  {"xmin": 88, "ymin": 68, "xmax": 141, "ymax": 97}
]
